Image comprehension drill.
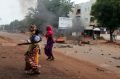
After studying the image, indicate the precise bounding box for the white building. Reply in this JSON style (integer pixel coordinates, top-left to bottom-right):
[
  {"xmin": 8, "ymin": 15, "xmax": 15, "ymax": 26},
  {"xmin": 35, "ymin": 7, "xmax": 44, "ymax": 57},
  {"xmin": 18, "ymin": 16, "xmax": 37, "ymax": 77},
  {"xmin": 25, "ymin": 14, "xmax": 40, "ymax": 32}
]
[{"xmin": 69, "ymin": 0, "xmax": 96, "ymax": 31}]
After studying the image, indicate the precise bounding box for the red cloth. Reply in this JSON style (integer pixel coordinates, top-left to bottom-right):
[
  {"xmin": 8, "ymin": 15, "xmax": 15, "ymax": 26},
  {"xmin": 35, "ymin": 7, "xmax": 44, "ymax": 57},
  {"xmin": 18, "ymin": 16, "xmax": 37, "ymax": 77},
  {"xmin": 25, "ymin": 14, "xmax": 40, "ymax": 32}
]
[{"xmin": 46, "ymin": 25, "xmax": 53, "ymax": 37}]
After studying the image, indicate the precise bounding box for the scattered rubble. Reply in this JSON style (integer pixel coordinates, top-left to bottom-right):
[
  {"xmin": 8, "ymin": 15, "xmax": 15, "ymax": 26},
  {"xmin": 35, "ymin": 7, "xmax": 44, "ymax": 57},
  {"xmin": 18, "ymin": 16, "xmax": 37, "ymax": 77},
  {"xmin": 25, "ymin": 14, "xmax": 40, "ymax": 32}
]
[
  {"xmin": 82, "ymin": 41, "xmax": 90, "ymax": 44},
  {"xmin": 116, "ymin": 66, "xmax": 120, "ymax": 68},
  {"xmin": 96, "ymin": 68, "xmax": 105, "ymax": 72},
  {"xmin": 112, "ymin": 57, "xmax": 120, "ymax": 60},
  {"xmin": 101, "ymin": 54, "xmax": 104, "ymax": 56},
  {"xmin": 1, "ymin": 56, "xmax": 6, "ymax": 58},
  {"xmin": 89, "ymin": 48, "xmax": 92, "ymax": 51},
  {"xmin": 65, "ymin": 69, "xmax": 69, "ymax": 71},
  {"xmin": 109, "ymin": 61, "xmax": 112, "ymax": 63},
  {"xmin": 57, "ymin": 44, "xmax": 73, "ymax": 48},
  {"xmin": 74, "ymin": 51, "xmax": 78, "ymax": 53}
]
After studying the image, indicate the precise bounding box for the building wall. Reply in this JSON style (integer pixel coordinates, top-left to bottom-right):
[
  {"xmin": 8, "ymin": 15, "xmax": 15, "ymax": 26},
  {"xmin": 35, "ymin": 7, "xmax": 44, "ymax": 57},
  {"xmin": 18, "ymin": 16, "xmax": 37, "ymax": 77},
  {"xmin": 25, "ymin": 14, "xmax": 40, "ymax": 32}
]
[
  {"xmin": 69, "ymin": 0, "xmax": 96, "ymax": 31},
  {"xmin": 91, "ymin": 0, "xmax": 96, "ymax": 4},
  {"xmin": 80, "ymin": 2, "xmax": 91, "ymax": 28}
]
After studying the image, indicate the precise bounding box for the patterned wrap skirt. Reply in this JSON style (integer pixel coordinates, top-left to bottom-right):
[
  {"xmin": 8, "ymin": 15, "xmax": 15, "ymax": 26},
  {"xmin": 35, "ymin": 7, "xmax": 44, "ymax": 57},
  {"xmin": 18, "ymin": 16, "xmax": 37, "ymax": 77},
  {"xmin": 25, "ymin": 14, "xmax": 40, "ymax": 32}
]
[{"xmin": 25, "ymin": 44, "xmax": 40, "ymax": 71}]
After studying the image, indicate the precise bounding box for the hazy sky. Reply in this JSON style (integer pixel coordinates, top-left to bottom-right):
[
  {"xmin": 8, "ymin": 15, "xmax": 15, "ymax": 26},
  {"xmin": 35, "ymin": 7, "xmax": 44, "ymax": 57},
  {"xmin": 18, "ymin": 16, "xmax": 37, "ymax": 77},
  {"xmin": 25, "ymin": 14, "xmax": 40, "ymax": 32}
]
[
  {"xmin": 0, "ymin": 0, "xmax": 23, "ymax": 25},
  {"xmin": 0, "ymin": 0, "xmax": 90, "ymax": 25},
  {"xmin": 71, "ymin": 0, "xmax": 90, "ymax": 4}
]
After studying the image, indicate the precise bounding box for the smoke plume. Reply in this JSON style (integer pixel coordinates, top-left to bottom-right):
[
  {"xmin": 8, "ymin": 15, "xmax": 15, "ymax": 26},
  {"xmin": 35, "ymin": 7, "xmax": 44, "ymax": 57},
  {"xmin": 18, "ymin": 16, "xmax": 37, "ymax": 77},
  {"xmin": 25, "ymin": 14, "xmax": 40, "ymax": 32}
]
[{"xmin": 18, "ymin": 0, "xmax": 37, "ymax": 17}]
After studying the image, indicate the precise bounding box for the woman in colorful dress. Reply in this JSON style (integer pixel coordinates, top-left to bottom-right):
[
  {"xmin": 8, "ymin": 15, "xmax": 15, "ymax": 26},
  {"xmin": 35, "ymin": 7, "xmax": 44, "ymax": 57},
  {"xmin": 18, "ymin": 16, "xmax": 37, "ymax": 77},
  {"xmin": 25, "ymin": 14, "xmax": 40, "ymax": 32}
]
[
  {"xmin": 44, "ymin": 25, "xmax": 55, "ymax": 61},
  {"xmin": 24, "ymin": 25, "xmax": 41, "ymax": 75}
]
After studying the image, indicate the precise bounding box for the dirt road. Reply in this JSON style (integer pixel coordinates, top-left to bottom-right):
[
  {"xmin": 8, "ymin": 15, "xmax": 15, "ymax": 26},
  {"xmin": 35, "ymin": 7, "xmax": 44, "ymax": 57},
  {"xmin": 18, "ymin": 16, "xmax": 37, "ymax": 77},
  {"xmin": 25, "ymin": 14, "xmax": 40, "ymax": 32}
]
[{"xmin": 0, "ymin": 32, "xmax": 119, "ymax": 79}]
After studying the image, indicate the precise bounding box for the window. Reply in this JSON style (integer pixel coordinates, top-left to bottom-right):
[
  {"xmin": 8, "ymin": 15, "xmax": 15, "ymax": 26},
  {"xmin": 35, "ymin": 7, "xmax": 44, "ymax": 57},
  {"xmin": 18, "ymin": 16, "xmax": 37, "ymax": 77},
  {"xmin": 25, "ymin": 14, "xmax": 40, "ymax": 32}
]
[{"xmin": 76, "ymin": 9, "xmax": 81, "ymax": 15}]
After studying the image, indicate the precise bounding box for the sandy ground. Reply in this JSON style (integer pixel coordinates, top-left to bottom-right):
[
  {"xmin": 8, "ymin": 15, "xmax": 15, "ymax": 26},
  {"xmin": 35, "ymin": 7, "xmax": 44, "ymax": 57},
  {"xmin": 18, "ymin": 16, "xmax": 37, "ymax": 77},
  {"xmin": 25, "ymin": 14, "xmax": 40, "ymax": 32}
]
[
  {"xmin": 54, "ymin": 40, "xmax": 120, "ymax": 77},
  {"xmin": 101, "ymin": 34, "xmax": 120, "ymax": 41},
  {"xmin": 0, "ymin": 32, "xmax": 119, "ymax": 79}
]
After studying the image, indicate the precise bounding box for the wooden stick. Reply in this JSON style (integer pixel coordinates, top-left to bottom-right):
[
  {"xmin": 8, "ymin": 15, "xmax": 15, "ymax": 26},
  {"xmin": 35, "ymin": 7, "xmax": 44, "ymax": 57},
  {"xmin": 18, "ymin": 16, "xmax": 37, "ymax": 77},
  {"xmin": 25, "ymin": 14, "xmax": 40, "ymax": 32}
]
[
  {"xmin": 18, "ymin": 43, "xmax": 33, "ymax": 46},
  {"xmin": 18, "ymin": 41, "xmax": 40, "ymax": 46}
]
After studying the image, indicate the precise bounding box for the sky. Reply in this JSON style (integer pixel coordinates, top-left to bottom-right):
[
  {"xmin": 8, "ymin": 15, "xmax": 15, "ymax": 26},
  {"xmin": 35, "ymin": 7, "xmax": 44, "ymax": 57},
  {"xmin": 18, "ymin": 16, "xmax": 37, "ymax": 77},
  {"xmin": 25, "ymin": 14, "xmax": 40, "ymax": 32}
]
[
  {"xmin": 71, "ymin": 0, "xmax": 90, "ymax": 4},
  {"xmin": 0, "ymin": 0, "xmax": 24, "ymax": 25},
  {"xmin": 0, "ymin": 0, "xmax": 90, "ymax": 25}
]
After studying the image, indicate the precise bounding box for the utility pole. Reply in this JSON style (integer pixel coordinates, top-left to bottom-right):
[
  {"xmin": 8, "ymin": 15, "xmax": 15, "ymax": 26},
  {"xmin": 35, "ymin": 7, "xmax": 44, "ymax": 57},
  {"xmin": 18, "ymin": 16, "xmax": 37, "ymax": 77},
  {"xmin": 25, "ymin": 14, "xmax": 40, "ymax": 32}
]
[{"xmin": 0, "ymin": 18, "xmax": 5, "ymax": 32}]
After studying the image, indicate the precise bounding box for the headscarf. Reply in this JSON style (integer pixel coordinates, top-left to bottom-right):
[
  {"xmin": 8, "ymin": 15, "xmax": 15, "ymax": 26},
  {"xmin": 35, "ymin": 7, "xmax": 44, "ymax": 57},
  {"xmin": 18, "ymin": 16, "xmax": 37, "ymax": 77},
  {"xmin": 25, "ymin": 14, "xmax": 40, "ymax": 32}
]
[{"xmin": 46, "ymin": 25, "xmax": 53, "ymax": 37}]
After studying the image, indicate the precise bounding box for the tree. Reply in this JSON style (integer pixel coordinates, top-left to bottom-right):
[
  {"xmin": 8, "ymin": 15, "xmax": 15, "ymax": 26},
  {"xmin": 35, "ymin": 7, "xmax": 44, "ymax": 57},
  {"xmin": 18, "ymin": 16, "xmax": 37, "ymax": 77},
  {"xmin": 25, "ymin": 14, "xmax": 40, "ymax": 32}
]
[
  {"xmin": 91, "ymin": 0, "xmax": 120, "ymax": 42},
  {"xmin": 3, "ymin": 20, "xmax": 26, "ymax": 32},
  {"xmin": 4, "ymin": 0, "xmax": 73, "ymax": 33}
]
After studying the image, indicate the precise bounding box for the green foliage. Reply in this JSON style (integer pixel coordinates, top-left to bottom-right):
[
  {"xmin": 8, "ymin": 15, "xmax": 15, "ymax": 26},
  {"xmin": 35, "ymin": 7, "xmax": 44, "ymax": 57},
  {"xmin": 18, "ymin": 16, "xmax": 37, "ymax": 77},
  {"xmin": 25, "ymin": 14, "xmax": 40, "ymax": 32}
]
[
  {"xmin": 91, "ymin": 0, "xmax": 120, "ymax": 29},
  {"xmin": 3, "ymin": 0, "xmax": 73, "ymax": 33},
  {"xmin": 91, "ymin": 0, "xmax": 120, "ymax": 41}
]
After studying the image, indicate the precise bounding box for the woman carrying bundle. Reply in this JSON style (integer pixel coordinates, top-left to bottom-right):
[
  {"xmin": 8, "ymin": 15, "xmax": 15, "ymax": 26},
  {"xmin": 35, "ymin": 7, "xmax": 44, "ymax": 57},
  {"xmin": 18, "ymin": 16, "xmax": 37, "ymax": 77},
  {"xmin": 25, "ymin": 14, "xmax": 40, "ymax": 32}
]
[{"xmin": 19, "ymin": 25, "xmax": 42, "ymax": 75}]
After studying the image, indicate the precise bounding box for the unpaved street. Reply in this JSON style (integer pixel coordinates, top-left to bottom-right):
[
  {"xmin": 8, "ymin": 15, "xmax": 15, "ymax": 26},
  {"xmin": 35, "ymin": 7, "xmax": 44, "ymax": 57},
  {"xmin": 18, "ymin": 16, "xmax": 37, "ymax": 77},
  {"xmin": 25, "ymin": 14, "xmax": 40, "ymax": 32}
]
[{"xmin": 0, "ymin": 32, "xmax": 119, "ymax": 79}]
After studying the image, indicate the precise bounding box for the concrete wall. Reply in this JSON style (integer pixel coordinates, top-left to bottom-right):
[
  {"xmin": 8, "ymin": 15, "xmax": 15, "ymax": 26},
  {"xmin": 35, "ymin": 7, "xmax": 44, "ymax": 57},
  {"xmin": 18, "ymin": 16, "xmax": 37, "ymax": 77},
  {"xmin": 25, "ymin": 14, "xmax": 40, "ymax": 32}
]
[{"xmin": 69, "ymin": 0, "xmax": 96, "ymax": 32}]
